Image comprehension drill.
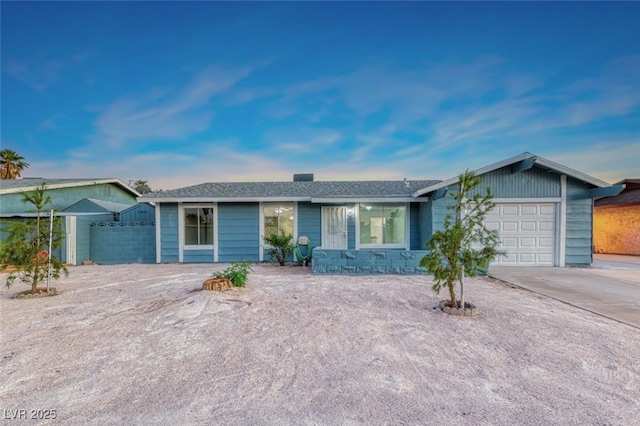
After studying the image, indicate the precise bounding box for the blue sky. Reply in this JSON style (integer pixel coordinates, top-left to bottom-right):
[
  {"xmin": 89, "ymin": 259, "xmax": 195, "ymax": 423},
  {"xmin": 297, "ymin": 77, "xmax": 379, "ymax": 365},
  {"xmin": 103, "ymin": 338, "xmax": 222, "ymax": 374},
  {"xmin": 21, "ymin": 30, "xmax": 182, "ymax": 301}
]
[{"xmin": 2, "ymin": 1, "xmax": 639, "ymax": 190}]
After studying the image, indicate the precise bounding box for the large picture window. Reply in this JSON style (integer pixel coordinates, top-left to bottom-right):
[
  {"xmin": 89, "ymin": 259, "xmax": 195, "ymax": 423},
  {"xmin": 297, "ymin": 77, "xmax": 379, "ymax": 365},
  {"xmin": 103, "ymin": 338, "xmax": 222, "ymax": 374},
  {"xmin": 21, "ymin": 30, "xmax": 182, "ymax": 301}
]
[
  {"xmin": 184, "ymin": 207, "xmax": 214, "ymax": 246},
  {"xmin": 264, "ymin": 204, "xmax": 294, "ymax": 237},
  {"xmin": 359, "ymin": 204, "xmax": 406, "ymax": 247}
]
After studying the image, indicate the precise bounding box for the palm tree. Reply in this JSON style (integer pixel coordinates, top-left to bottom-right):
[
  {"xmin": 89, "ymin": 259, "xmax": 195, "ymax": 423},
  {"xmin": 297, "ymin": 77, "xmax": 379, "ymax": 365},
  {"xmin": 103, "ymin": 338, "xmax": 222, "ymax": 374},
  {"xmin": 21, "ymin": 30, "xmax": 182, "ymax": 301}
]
[{"xmin": 0, "ymin": 149, "xmax": 30, "ymax": 179}]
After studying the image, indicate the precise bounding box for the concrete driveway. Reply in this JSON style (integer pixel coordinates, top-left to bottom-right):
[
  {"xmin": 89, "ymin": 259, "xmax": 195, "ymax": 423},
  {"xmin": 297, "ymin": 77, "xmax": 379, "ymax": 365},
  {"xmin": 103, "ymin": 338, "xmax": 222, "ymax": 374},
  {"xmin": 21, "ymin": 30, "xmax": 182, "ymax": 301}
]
[{"xmin": 489, "ymin": 254, "xmax": 640, "ymax": 329}]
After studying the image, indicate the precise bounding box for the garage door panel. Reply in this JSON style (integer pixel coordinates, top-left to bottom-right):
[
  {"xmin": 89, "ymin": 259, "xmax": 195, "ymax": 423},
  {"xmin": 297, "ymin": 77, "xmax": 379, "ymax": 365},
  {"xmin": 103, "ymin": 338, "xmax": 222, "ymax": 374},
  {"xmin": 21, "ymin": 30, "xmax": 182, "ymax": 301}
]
[
  {"xmin": 519, "ymin": 253, "xmax": 537, "ymax": 263},
  {"xmin": 501, "ymin": 237, "xmax": 518, "ymax": 248},
  {"xmin": 503, "ymin": 222, "xmax": 518, "ymax": 231},
  {"xmin": 488, "ymin": 203, "xmax": 556, "ymax": 266},
  {"xmin": 540, "ymin": 205, "xmax": 555, "ymax": 215},
  {"xmin": 539, "ymin": 253, "xmax": 554, "ymax": 263},
  {"xmin": 539, "ymin": 221, "xmax": 554, "ymax": 231},
  {"xmin": 503, "ymin": 206, "xmax": 519, "ymax": 215}
]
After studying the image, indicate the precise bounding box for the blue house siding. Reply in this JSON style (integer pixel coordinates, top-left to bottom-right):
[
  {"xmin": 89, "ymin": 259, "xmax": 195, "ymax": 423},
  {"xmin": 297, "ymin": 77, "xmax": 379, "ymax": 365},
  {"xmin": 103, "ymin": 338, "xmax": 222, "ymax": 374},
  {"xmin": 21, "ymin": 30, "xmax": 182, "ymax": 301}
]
[
  {"xmin": 418, "ymin": 200, "xmax": 432, "ymax": 250},
  {"xmin": 566, "ymin": 178, "xmax": 594, "ymax": 266},
  {"xmin": 409, "ymin": 203, "xmax": 422, "ymax": 250},
  {"xmin": 218, "ymin": 203, "xmax": 260, "ymax": 262},
  {"xmin": 472, "ymin": 166, "xmax": 561, "ymax": 198},
  {"xmin": 183, "ymin": 249, "xmax": 213, "ymax": 263},
  {"xmin": 297, "ymin": 202, "xmax": 321, "ymax": 249},
  {"xmin": 160, "ymin": 203, "xmax": 179, "ymax": 262},
  {"xmin": 0, "ymin": 183, "xmax": 136, "ymax": 215}
]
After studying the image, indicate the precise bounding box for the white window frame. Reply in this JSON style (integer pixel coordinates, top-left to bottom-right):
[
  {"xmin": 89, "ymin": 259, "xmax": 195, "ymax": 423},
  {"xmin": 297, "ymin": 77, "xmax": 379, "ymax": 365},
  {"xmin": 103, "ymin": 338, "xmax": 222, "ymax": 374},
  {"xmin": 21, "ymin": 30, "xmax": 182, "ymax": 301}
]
[
  {"xmin": 259, "ymin": 202, "xmax": 298, "ymax": 261},
  {"xmin": 178, "ymin": 204, "xmax": 217, "ymax": 260},
  {"xmin": 356, "ymin": 203, "xmax": 409, "ymax": 250}
]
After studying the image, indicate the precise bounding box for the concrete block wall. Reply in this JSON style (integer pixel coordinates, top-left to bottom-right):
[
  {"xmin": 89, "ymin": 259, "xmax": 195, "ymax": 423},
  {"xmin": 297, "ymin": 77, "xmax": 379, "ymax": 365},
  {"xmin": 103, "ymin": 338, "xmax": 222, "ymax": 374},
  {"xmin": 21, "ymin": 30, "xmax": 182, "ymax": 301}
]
[
  {"xmin": 312, "ymin": 249, "xmax": 429, "ymax": 275},
  {"xmin": 90, "ymin": 222, "xmax": 156, "ymax": 264}
]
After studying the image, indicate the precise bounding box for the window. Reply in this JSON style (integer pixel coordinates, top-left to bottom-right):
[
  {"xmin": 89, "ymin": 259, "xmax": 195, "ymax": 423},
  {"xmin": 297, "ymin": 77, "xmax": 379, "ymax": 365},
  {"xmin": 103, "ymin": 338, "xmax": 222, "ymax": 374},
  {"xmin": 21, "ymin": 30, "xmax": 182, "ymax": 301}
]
[
  {"xmin": 184, "ymin": 207, "xmax": 214, "ymax": 246},
  {"xmin": 263, "ymin": 204, "xmax": 294, "ymax": 237},
  {"xmin": 359, "ymin": 204, "xmax": 406, "ymax": 247}
]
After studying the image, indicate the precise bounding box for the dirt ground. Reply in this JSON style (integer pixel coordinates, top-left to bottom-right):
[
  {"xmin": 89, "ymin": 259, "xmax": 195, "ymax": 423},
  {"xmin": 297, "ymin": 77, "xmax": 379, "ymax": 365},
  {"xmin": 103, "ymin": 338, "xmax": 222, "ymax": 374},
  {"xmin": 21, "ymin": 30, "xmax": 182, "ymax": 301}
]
[{"xmin": 1, "ymin": 263, "xmax": 638, "ymax": 425}]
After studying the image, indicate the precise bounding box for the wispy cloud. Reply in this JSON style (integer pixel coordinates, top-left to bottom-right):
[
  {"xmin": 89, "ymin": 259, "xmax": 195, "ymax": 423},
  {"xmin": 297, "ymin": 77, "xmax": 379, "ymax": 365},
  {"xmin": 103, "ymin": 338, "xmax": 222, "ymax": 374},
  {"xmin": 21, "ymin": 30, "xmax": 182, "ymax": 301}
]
[
  {"xmin": 3, "ymin": 51, "xmax": 91, "ymax": 92},
  {"xmin": 91, "ymin": 64, "xmax": 257, "ymax": 147}
]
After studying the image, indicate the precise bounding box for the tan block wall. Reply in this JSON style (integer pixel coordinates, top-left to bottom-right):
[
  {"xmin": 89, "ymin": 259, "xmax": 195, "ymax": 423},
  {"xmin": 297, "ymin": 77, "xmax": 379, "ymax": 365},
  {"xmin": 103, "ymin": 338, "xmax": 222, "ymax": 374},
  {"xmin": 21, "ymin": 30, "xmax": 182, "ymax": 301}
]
[{"xmin": 593, "ymin": 205, "xmax": 640, "ymax": 255}]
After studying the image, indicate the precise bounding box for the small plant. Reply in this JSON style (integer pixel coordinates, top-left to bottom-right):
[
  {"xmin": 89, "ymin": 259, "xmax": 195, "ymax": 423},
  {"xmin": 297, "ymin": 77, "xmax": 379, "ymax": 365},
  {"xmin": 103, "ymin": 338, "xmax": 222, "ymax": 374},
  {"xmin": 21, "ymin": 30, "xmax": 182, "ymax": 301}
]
[
  {"xmin": 264, "ymin": 231, "xmax": 294, "ymax": 266},
  {"xmin": 211, "ymin": 261, "xmax": 253, "ymax": 287}
]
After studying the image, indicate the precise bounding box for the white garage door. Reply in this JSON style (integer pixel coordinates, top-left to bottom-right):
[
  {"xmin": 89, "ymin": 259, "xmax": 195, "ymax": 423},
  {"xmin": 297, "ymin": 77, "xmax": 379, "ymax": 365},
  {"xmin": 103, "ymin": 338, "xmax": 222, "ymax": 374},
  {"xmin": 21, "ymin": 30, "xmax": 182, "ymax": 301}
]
[{"xmin": 485, "ymin": 203, "xmax": 556, "ymax": 266}]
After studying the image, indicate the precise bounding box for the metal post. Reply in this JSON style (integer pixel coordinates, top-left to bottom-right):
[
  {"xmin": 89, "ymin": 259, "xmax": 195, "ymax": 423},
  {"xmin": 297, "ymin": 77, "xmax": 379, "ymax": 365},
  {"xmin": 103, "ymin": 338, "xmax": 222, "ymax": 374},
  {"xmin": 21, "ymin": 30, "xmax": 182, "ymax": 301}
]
[{"xmin": 47, "ymin": 209, "xmax": 54, "ymax": 292}]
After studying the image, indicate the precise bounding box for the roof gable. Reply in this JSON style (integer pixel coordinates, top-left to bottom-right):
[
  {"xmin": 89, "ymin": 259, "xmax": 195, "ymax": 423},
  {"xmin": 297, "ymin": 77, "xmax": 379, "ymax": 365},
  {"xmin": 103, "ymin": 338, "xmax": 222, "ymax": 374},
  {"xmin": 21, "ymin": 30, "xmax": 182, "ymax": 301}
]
[
  {"xmin": 411, "ymin": 152, "xmax": 611, "ymax": 197},
  {"xmin": 0, "ymin": 178, "xmax": 140, "ymax": 197}
]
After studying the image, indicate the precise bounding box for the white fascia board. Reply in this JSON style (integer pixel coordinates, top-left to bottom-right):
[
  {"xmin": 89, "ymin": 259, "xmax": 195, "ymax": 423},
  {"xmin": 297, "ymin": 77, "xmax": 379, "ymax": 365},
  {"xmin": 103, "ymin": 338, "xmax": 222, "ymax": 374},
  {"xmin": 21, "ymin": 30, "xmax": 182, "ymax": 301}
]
[
  {"xmin": 311, "ymin": 197, "xmax": 428, "ymax": 203},
  {"xmin": 137, "ymin": 196, "xmax": 311, "ymax": 203},
  {"xmin": 534, "ymin": 157, "xmax": 609, "ymax": 188}
]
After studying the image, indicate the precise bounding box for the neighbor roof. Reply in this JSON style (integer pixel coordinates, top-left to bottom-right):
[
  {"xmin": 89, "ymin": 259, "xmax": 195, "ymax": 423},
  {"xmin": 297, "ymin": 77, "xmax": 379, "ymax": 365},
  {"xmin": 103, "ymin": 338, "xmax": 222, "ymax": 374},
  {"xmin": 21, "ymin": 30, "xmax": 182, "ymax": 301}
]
[
  {"xmin": 412, "ymin": 152, "xmax": 611, "ymax": 197},
  {"xmin": 0, "ymin": 178, "xmax": 140, "ymax": 196},
  {"xmin": 64, "ymin": 198, "xmax": 134, "ymax": 213},
  {"xmin": 138, "ymin": 180, "xmax": 440, "ymax": 203},
  {"xmin": 595, "ymin": 178, "xmax": 640, "ymax": 207}
]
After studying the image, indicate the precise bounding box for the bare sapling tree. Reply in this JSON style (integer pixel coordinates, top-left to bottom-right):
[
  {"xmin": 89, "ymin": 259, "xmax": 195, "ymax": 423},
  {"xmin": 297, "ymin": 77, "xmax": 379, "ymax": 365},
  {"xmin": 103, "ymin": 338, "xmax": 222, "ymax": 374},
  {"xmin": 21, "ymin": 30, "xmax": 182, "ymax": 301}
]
[{"xmin": 420, "ymin": 171, "xmax": 504, "ymax": 309}]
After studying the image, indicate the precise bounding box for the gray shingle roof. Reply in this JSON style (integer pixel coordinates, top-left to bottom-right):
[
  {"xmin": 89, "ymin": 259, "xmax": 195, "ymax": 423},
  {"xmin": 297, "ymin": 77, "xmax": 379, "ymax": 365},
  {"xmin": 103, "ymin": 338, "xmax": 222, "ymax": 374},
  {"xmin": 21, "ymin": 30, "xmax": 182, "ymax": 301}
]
[{"xmin": 140, "ymin": 180, "xmax": 441, "ymax": 200}]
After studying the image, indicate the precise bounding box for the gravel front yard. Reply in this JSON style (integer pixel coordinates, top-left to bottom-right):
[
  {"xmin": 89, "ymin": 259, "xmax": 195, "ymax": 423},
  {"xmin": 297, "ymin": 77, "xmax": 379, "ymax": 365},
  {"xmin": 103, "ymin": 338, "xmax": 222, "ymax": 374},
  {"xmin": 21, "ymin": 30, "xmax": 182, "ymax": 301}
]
[{"xmin": 1, "ymin": 263, "xmax": 638, "ymax": 425}]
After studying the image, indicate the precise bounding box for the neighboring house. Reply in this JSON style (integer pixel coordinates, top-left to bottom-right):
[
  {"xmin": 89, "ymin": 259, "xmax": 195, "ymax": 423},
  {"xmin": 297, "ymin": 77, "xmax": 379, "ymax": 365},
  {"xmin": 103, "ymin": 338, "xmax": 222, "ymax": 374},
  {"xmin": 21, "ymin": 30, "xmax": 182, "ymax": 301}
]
[
  {"xmin": 0, "ymin": 178, "xmax": 142, "ymax": 265},
  {"xmin": 138, "ymin": 153, "xmax": 623, "ymax": 273},
  {"xmin": 594, "ymin": 179, "xmax": 640, "ymax": 256}
]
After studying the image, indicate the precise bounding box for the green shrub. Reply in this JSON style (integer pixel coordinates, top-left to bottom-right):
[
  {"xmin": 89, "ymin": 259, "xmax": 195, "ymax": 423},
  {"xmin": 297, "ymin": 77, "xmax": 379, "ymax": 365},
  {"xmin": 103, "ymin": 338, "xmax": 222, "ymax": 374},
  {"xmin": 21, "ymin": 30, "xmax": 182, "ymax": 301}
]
[
  {"xmin": 263, "ymin": 231, "xmax": 294, "ymax": 266},
  {"xmin": 211, "ymin": 261, "xmax": 253, "ymax": 287}
]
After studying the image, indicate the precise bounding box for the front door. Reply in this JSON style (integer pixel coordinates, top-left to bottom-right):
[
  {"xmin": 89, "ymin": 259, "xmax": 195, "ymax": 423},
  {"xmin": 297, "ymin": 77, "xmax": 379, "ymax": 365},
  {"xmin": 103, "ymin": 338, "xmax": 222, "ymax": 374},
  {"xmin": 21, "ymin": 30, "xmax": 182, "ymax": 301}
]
[{"xmin": 322, "ymin": 206, "xmax": 347, "ymax": 249}]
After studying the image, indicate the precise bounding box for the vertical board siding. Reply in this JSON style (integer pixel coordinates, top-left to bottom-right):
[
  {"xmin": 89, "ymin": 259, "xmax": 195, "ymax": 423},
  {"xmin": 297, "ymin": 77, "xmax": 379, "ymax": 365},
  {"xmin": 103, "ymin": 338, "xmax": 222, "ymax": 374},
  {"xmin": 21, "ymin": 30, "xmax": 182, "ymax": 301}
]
[
  {"xmin": 298, "ymin": 202, "xmax": 321, "ymax": 249},
  {"xmin": 218, "ymin": 203, "xmax": 260, "ymax": 262},
  {"xmin": 160, "ymin": 203, "xmax": 179, "ymax": 262},
  {"xmin": 471, "ymin": 166, "xmax": 561, "ymax": 198},
  {"xmin": 409, "ymin": 203, "xmax": 422, "ymax": 250}
]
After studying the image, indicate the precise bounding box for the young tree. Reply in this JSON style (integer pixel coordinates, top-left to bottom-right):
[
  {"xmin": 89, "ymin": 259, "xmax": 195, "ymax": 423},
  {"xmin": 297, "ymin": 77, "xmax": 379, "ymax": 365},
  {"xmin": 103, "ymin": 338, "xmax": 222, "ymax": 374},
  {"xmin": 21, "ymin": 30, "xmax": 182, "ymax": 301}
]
[
  {"xmin": 0, "ymin": 184, "xmax": 68, "ymax": 293},
  {"xmin": 420, "ymin": 171, "xmax": 504, "ymax": 309},
  {"xmin": 0, "ymin": 149, "xmax": 30, "ymax": 179}
]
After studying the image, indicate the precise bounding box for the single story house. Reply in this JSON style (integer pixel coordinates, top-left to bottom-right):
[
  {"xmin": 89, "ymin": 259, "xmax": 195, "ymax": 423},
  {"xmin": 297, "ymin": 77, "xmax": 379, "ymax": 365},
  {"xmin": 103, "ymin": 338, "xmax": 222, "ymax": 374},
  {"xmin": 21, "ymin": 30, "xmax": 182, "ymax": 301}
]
[
  {"xmin": 0, "ymin": 178, "xmax": 144, "ymax": 265},
  {"xmin": 593, "ymin": 178, "xmax": 640, "ymax": 256},
  {"xmin": 138, "ymin": 153, "xmax": 623, "ymax": 273}
]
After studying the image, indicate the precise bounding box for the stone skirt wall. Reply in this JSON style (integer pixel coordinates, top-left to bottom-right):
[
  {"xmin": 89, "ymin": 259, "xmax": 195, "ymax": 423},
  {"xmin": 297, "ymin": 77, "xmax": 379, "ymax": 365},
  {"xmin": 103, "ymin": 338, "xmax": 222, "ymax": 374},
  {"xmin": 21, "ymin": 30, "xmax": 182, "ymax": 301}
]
[{"xmin": 312, "ymin": 249, "xmax": 428, "ymax": 275}]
